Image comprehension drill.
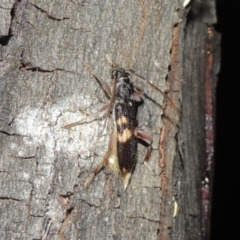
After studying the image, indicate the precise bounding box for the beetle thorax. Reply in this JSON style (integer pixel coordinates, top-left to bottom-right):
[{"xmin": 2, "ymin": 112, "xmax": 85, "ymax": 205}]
[{"xmin": 113, "ymin": 69, "xmax": 133, "ymax": 100}]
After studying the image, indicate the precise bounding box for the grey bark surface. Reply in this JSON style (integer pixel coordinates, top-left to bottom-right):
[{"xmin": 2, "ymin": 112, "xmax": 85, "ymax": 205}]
[{"xmin": 0, "ymin": 1, "xmax": 219, "ymax": 240}]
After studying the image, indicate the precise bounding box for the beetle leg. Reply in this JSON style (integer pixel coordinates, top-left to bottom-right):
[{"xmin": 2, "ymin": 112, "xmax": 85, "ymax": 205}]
[{"xmin": 137, "ymin": 131, "xmax": 154, "ymax": 172}]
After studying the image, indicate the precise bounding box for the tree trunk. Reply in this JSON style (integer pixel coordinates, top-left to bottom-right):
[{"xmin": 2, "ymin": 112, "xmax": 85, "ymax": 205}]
[{"xmin": 0, "ymin": 1, "xmax": 219, "ymax": 240}]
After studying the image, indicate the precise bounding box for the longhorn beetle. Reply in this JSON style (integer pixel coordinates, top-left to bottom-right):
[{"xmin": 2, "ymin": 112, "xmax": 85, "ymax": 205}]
[{"xmin": 64, "ymin": 57, "xmax": 177, "ymax": 190}]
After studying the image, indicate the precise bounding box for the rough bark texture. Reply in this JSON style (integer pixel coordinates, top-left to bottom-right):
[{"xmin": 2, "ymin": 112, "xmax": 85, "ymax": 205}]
[{"xmin": 0, "ymin": 0, "xmax": 219, "ymax": 240}]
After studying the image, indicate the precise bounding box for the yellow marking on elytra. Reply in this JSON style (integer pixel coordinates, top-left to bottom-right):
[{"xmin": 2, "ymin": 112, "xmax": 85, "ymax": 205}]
[
  {"xmin": 106, "ymin": 127, "xmax": 132, "ymax": 190},
  {"xmin": 134, "ymin": 128, "xmax": 138, "ymax": 137},
  {"xmin": 121, "ymin": 172, "xmax": 132, "ymax": 190},
  {"xmin": 117, "ymin": 128, "xmax": 132, "ymax": 143},
  {"xmin": 116, "ymin": 116, "xmax": 128, "ymax": 126}
]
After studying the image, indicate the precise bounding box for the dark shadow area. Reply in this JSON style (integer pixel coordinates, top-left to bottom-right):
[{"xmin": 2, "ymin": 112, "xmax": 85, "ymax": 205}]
[{"xmin": 211, "ymin": 0, "xmax": 240, "ymax": 239}]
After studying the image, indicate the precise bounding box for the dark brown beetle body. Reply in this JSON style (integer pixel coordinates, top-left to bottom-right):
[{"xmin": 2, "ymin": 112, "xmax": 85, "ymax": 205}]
[{"xmin": 110, "ymin": 68, "xmax": 140, "ymax": 189}]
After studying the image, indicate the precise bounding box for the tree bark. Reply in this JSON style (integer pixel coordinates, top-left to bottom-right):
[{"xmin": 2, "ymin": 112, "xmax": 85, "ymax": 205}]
[{"xmin": 0, "ymin": 0, "xmax": 219, "ymax": 240}]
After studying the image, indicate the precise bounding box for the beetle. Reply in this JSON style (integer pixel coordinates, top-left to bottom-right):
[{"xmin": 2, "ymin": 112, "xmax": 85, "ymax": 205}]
[{"xmin": 64, "ymin": 58, "xmax": 177, "ymax": 190}]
